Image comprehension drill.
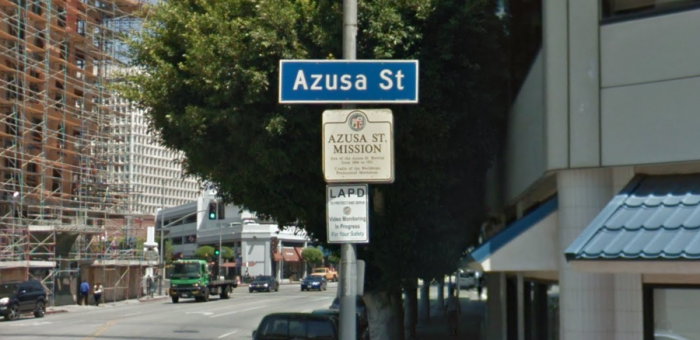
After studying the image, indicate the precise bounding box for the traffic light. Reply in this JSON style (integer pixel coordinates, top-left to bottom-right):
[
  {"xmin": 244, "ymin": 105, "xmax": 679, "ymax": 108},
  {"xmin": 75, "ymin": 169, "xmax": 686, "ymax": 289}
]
[
  {"xmin": 214, "ymin": 248, "xmax": 220, "ymax": 256},
  {"xmin": 208, "ymin": 200, "xmax": 217, "ymax": 220}
]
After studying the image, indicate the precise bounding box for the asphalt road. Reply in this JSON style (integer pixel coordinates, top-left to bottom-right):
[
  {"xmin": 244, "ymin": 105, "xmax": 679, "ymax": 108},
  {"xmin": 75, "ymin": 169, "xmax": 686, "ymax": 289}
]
[{"xmin": 0, "ymin": 282, "xmax": 338, "ymax": 340}]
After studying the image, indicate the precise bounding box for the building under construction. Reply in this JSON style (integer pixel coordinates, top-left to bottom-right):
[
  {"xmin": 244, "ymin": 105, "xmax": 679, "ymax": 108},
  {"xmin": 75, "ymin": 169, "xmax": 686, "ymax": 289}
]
[{"xmin": 0, "ymin": 0, "xmax": 157, "ymax": 305}]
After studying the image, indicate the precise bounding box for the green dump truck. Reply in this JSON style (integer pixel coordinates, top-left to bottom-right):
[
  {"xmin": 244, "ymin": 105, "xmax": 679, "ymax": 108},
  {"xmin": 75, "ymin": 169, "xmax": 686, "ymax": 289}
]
[{"xmin": 169, "ymin": 259, "xmax": 237, "ymax": 303}]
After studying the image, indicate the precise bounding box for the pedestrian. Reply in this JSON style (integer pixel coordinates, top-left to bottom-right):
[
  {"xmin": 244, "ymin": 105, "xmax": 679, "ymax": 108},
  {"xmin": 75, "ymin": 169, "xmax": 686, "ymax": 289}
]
[
  {"xmin": 445, "ymin": 285, "xmax": 461, "ymax": 337},
  {"xmin": 79, "ymin": 279, "xmax": 90, "ymax": 306},
  {"xmin": 147, "ymin": 275, "xmax": 154, "ymax": 298},
  {"xmin": 93, "ymin": 282, "xmax": 103, "ymax": 306}
]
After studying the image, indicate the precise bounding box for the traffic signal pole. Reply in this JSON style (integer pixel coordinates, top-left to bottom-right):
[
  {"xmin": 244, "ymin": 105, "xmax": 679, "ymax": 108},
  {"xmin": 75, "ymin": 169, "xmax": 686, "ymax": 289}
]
[{"xmin": 339, "ymin": 1, "xmax": 358, "ymax": 339}]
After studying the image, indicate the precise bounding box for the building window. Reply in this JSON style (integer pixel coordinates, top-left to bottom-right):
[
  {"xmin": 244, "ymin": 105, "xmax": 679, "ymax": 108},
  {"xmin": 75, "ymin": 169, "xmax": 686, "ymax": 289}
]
[
  {"xmin": 602, "ymin": 0, "xmax": 700, "ymax": 21},
  {"xmin": 57, "ymin": 7, "xmax": 66, "ymax": 28},
  {"xmin": 644, "ymin": 285, "xmax": 700, "ymax": 340},
  {"xmin": 171, "ymin": 236, "xmax": 182, "ymax": 245}
]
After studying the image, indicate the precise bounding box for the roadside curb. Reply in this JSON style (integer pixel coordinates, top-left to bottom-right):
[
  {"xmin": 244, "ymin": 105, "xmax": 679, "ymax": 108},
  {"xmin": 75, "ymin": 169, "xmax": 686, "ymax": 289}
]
[
  {"xmin": 138, "ymin": 296, "xmax": 169, "ymax": 303},
  {"xmin": 46, "ymin": 309, "xmax": 68, "ymax": 315}
]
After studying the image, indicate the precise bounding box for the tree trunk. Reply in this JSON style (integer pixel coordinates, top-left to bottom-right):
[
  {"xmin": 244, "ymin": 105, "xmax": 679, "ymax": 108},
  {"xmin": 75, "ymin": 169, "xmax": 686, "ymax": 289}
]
[
  {"xmin": 404, "ymin": 280, "xmax": 418, "ymax": 339},
  {"xmin": 365, "ymin": 290, "xmax": 404, "ymax": 340},
  {"xmin": 419, "ymin": 278, "xmax": 431, "ymax": 322},
  {"xmin": 437, "ymin": 276, "xmax": 445, "ymax": 312}
]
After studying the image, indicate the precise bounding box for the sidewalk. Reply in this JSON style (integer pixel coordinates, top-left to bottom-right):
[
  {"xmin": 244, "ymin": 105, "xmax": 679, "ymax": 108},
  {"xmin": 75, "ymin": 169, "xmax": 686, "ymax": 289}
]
[
  {"xmin": 46, "ymin": 292, "xmax": 170, "ymax": 315},
  {"xmin": 414, "ymin": 290, "xmax": 486, "ymax": 340}
]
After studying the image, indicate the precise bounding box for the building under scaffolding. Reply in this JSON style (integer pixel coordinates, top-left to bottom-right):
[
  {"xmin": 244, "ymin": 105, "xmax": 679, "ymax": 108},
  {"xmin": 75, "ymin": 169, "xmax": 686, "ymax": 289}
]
[{"xmin": 0, "ymin": 0, "xmax": 154, "ymax": 305}]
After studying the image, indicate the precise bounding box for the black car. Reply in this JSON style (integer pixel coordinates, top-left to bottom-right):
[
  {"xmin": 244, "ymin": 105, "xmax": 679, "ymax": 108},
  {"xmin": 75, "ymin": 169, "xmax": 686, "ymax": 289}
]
[
  {"xmin": 329, "ymin": 295, "xmax": 367, "ymax": 325},
  {"xmin": 0, "ymin": 280, "xmax": 47, "ymax": 321},
  {"xmin": 311, "ymin": 309, "xmax": 369, "ymax": 340},
  {"xmin": 253, "ymin": 312, "xmax": 337, "ymax": 340},
  {"xmin": 249, "ymin": 276, "xmax": 279, "ymax": 293},
  {"xmin": 301, "ymin": 275, "xmax": 327, "ymax": 292}
]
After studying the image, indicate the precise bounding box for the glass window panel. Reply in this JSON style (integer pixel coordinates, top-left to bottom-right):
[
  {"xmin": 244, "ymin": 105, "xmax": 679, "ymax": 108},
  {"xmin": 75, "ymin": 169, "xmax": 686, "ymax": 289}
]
[
  {"xmin": 308, "ymin": 320, "xmax": 335, "ymax": 339},
  {"xmin": 654, "ymin": 288, "xmax": 700, "ymax": 339}
]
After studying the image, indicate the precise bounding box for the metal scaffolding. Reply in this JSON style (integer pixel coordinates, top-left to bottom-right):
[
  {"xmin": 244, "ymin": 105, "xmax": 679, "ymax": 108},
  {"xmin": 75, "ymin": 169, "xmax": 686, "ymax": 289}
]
[{"xmin": 0, "ymin": 0, "xmax": 147, "ymax": 303}]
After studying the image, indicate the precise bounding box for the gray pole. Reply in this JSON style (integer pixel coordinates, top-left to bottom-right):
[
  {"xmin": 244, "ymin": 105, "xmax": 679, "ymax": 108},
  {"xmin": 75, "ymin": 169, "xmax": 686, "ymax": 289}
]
[
  {"xmin": 159, "ymin": 178, "xmax": 165, "ymax": 295},
  {"xmin": 340, "ymin": 1, "xmax": 357, "ymax": 339},
  {"xmin": 218, "ymin": 221, "xmax": 222, "ymax": 271}
]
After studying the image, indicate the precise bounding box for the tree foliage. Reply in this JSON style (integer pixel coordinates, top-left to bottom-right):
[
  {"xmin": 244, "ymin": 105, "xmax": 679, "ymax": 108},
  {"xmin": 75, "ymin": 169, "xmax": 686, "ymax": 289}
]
[
  {"xmin": 164, "ymin": 239, "xmax": 174, "ymax": 264},
  {"xmin": 301, "ymin": 247, "xmax": 324, "ymax": 266},
  {"xmin": 122, "ymin": 0, "xmax": 506, "ymax": 294},
  {"xmin": 194, "ymin": 246, "xmax": 215, "ymax": 260},
  {"xmin": 327, "ymin": 254, "xmax": 339, "ymax": 265},
  {"xmin": 221, "ymin": 246, "xmax": 235, "ymax": 260}
]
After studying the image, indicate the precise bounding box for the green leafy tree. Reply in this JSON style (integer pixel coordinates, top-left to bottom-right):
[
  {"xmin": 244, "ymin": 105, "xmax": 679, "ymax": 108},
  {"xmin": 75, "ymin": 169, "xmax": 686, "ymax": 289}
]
[
  {"xmin": 221, "ymin": 246, "xmax": 235, "ymax": 260},
  {"xmin": 122, "ymin": 0, "xmax": 505, "ymax": 337},
  {"xmin": 301, "ymin": 247, "xmax": 324, "ymax": 269},
  {"xmin": 156, "ymin": 237, "xmax": 175, "ymax": 264},
  {"xmin": 164, "ymin": 239, "xmax": 174, "ymax": 264},
  {"xmin": 327, "ymin": 253, "xmax": 339, "ymax": 266},
  {"xmin": 194, "ymin": 246, "xmax": 215, "ymax": 260}
]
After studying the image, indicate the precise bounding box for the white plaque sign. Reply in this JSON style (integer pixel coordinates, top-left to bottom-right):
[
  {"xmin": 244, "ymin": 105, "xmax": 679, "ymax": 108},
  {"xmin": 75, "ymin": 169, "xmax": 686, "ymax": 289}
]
[
  {"xmin": 326, "ymin": 184, "xmax": 369, "ymax": 243},
  {"xmin": 322, "ymin": 109, "xmax": 394, "ymax": 183}
]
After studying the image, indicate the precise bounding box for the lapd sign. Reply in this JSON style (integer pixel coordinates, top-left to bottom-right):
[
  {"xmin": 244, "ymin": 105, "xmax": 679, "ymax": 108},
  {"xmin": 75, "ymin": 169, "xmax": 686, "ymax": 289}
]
[
  {"xmin": 327, "ymin": 184, "xmax": 369, "ymax": 243},
  {"xmin": 323, "ymin": 109, "xmax": 394, "ymax": 183}
]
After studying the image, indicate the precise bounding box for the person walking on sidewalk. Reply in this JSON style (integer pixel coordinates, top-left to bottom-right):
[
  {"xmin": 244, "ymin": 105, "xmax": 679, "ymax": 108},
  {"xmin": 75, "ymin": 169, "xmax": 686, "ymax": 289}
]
[
  {"xmin": 93, "ymin": 282, "xmax": 103, "ymax": 306},
  {"xmin": 79, "ymin": 279, "xmax": 90, "ymax": 306},
  {"xmin": 147, "ymin": 275, "xmax": 154, "ymax": 298},
  {"xmin": 445, "ymin": 285, "xmax": 461, "ymax": 337}
]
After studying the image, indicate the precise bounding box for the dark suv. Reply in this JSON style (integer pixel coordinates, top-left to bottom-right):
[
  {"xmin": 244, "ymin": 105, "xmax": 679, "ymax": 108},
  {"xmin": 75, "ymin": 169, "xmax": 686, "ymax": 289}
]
[{"xmin": 0, "ymin": 280, "xmax": 47, "ymax": 321}]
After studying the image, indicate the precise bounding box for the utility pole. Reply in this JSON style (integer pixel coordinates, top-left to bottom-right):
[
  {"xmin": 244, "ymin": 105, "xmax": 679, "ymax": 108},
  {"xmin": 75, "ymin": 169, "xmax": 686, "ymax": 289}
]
[
  {"xmin": 340, "ymin": 1, "xmax": 358, "ymax": 339},
  {"xmin": 158, "ymin": 178, "xmax": 165, "ymax": 295},
  {"xmin": 218, "ymin": 219, "xmax": 223, "ymax": 271}
]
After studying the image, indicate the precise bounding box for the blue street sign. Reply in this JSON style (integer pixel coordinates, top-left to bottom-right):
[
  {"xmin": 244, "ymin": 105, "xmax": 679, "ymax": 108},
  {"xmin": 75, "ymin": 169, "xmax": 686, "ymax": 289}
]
[{"xmin": 279, "ymin": 60, "xmax": 419, "ymax": 104}]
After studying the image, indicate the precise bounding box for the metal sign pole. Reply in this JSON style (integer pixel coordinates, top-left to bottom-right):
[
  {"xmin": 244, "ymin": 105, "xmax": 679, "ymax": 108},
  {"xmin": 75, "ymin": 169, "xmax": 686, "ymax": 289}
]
[{"xmin": 340, "ymin": 0, "xmax": 358, "ymax": 339}]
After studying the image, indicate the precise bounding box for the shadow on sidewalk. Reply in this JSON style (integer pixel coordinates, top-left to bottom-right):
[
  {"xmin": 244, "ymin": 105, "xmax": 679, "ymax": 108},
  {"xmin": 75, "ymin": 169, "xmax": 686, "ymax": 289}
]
[{"xmin": 414, "ymin": 296, "xmax": 485, "ymax": 340}]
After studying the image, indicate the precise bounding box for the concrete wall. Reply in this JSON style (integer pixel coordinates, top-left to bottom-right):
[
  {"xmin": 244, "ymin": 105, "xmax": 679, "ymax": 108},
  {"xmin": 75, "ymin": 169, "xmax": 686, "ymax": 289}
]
[
  {"xmin": 504, "ymin": 52, "xmax": 546, "ymax": 202},
  {"xmin": 601, "ymin": 9, "xmax": 700, "ymax": 166},
  {"xmin": 543, "ymin": 0, "xmax": 569, "ymax": 170},
  {"xmin": 241, "ymin": 238, "xmax": 269, "ymax": 277}
]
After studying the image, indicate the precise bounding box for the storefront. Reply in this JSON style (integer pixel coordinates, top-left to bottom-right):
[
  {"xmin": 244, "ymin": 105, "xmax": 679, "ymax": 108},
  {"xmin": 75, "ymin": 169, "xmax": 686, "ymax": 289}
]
[{"xmin": 469, "ymin": 196, "xmax": 560, "ymax": 340}]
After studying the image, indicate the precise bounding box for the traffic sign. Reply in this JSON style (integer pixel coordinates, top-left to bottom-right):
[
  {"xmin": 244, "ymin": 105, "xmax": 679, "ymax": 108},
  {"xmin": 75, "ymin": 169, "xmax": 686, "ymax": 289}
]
[
  {"xmin": 279, "ymin": 60, "xmax": 419, "ymax": 104},
  {"xmin": 327, "ymin": 184, "xmax": 369, "ymax": 243},
  {"xmin": 322, "ymin": 109, "xmax": 394, "ymax": 183}
]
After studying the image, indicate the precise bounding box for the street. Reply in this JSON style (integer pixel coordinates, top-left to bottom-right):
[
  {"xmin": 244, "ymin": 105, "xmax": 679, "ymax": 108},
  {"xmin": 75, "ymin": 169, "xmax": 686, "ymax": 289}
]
[{"xmin": 0, "ymin": 283, "xmax": 338, "ymax": 340}]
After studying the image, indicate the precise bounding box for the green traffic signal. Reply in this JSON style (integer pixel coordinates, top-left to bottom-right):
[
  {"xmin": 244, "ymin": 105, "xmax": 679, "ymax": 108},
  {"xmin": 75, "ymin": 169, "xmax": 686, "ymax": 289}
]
[
  {"xmin": 214, "ymin": 249, "xmax": 220, "ymax": 255},
  {"xmin": 208, "ymin": 200, "xmax": 217, "ymax": 220}
]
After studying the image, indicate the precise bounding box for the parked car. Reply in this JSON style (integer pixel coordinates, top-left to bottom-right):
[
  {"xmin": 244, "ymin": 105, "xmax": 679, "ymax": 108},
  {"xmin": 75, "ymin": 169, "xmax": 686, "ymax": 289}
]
[
  {"xmin": 312, "ymin": 309, "xmax": 369, "ymax": 340},
  {"xmin": 329, "ymin": 295, "xmax": 367, "ymax": 326},
  {"xmin": 252, "ymin": 312, "xmax": 337, "ymax": 340},
  {"xmin": 249, "ymin": 276, "xmax": 279, "ymax": 293},
  {"xmin": 0, "ymin": 280, "xmax": 47, "ymax": 321},
  {"xmin": 301, "ymin": 276, "xmax": 327, "ymax": 291},
  {"xmin": 456, "ymin": 270, "xmax": 480, "ymax": 290}
]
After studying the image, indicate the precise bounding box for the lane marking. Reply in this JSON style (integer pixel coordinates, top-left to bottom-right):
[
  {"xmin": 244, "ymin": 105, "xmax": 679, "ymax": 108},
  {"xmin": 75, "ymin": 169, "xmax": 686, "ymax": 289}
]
[
  {"xmin": 210, "ymin": 305, "xmax": 267, "ymax": 318},
  {"xmin": 186, "ymin": 311, "xmax": 214, "ymax": 316},
  {"xmin": 218, "ymin": 330, "xmax": 239, "ymax": 338},
  {"xmin": 121, "ymin": 312, "xmax": 141, "ymax": 317},
  {"xmin": 81, "ymin": 319, "xmax": 117, "ymax": 340},
  {"xmin": 9, "ymin": 321, "xmax": 55, "ymax": 327}
]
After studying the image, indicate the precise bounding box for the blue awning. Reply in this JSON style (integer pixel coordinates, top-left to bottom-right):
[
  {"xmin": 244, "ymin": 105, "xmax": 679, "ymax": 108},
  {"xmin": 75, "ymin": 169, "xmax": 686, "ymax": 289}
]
[
  {"xmin": 565, "ymin": 174, "xmax": 700, "ymax": 261},
  {"xmin": 468, "ymin": 196, "xmax": 558, "ymax": 272}
]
